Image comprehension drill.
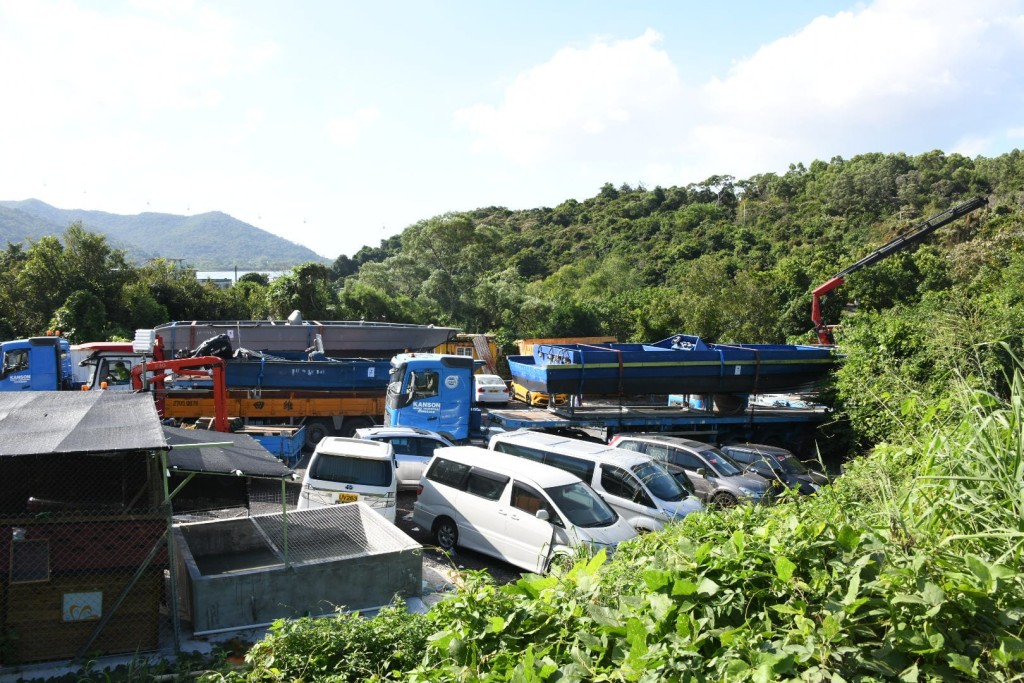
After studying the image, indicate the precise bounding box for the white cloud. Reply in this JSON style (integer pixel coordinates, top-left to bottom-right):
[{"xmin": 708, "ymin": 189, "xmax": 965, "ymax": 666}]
[
  {"xmin": 327, "ymin": 107, "xmax": 382, "ymax": 147},
  {"xmin": 455, "ymin": 29, "xmax": 686, "ymax": 165},
  {"xmin": 693, "ymin": 0, "xmax": 1024, "ymax": 177}
]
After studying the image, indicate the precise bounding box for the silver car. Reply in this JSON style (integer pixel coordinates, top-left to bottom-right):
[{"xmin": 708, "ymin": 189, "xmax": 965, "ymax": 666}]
[
  {"xmin": 609, "ymin": 434, "xmax": 775, "ymax": 507},
  {"xmin": 354, "ymin": 426, "xmax": 455, "ymax": 489}
]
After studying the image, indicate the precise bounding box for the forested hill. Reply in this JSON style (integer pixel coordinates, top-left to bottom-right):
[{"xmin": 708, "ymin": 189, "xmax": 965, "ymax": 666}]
[
  {"xmin": 336, "ymin": 149, "xmax": 1023, "ymax": 347},
  {"xmin": 0, "ymin": 199, "xmax": 327, "ymax": 270}
]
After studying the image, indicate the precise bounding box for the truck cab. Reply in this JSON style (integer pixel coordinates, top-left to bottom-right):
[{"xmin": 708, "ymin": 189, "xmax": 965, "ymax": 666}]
[
  {"xmin": 384, "ymin": 353, "xmax": 479, "ymax": 441},
  {"xmin": 71, "ymin": 342, "xmax": 142, "ymax": 391},
  {"xmin": 0, "ymin": 336, "xmax": 74, "ymax": 391}
]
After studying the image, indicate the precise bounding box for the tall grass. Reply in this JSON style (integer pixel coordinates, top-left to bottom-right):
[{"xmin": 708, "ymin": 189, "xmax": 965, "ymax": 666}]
[{"xmin": 210, "ymin": 368, "xmax": 1024, "ymax": 682}]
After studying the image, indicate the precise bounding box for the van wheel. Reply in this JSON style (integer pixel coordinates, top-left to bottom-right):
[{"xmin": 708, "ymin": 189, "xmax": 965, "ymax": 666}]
[
  {"xmin": 434, "ymin": 518, "xmax": 458, "ymax": 551},
  {"xmin": 547, "ymin": 552, "xmax": 575, "ymax": 574},
  {"xmin": 711, "ymin": 491, "xmax": 738, "ymax": 508}
]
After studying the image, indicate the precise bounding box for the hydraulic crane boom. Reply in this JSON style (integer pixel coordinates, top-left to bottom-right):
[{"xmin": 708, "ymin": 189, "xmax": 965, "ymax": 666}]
[{"xmin": 812, "ymin": 195, "xmax": 987, "ymax": 345}]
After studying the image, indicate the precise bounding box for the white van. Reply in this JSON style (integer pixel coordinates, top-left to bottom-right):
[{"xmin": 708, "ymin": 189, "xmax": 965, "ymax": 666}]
[
  {"xmin": 413, "ymin": 446, "xmax": 637, "ymax": 573},
  {"xmin": 297, "ymin": 437, "xmax": 398, "ymax": 523},
  {"xmin": 488, "ymin": 429, "xmax": 704, "ymax": 532}
]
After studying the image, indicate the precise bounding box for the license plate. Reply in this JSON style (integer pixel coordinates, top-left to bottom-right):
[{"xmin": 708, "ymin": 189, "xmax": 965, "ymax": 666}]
[{"xmin": 338, "ymin": 493, "xmax": 358, "ymax": 503}]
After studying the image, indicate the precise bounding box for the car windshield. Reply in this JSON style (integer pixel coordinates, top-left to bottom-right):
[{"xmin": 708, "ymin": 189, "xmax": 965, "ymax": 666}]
[
  {"xmin": 545, "ymin": 481, "xmax": 619, "ymax": 528},
  {"xmin": 632, "ymin": 461, "xmax": 687, "ymax": 502},
  {"xmin": 701, "ymin": 448, "xmax": 743, "ymax": 476},
  {"xmin": 477, "ymin": 376, "xmax": 503, "ymax": 386},
  {"xmin": 774, "ymin": 454, "xmax": 811, "ymax": 474}
]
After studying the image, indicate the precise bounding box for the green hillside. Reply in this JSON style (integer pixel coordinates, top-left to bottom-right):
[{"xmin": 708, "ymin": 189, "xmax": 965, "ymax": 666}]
[{"xmin": 0, "ymin": 199, "xmax": 328, "ymax": 270}]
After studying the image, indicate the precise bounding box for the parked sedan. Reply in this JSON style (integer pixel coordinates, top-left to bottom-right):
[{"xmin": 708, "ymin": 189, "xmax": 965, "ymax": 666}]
[
  {"xmin": 609, "ymin": 434, "xmax": 775, "ymax": 508},
  {"xmin": 719, "ymin": 443, "xmax": 829, "ymax": 495},
  {"xmin": 354, "ymin": 426, "xmax": 455, "ymax": 489},
  {"xmin": 473, "ymin": 374, "xmax": 510, "ymax": 405}
]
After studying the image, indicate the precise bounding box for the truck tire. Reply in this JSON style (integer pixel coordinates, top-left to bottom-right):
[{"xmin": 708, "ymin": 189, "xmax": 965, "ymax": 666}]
[
  {"xmin": 304, "ymin": 419, "xmax": 332, "ymax": 449},
  {"xmin": 341, "ymin": 417, "xmax": 375, "ymax": 437}
]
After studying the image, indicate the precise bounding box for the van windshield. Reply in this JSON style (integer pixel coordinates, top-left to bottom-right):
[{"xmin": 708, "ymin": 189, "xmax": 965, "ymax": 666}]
[
  {"xmin": 311, "ymin": 454, "xmax": 392, "ymax": 487},
  {"xmin": 545, "ymin": 481, "xmax": 618, "ymax": 528},
  {"xmin": 632, "ymin": 461, "xmax": 687, "ymax": 502}
]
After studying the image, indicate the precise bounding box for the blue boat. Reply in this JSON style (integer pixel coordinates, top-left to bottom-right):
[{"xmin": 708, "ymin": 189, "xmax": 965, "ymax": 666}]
[{"xmin": 507, "ymin": 334, "xmax": 838, "ymax": 396}]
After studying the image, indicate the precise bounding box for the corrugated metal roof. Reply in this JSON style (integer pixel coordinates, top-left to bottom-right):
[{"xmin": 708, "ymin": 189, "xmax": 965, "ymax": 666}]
[
  {"xmin": 0, "ymin": 392, "xmax": 166, "ymax": 456},
  {"xmin": 164, "ymin": 426, "xmax": 293, "ymax": 478}
]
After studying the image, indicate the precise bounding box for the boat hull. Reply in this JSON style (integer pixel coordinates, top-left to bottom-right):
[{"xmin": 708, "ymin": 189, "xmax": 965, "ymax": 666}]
[
  {"xmin": 155, "ymin": 320, "xmax": 460, "ymax": 357},
  {"xmin": 508, "ymin": 335, "xmax": 837, "ymax": 396}
]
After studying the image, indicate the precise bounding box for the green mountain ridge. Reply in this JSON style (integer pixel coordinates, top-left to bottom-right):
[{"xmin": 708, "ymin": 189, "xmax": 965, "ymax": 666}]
[{"xmin": 0, "ymin": 199, "xmax": 329, "ymax": 270}]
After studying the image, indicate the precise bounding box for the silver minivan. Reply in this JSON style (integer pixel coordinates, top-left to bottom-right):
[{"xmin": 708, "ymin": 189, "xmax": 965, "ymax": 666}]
[
  {"xmin": 297, "ymin": 437, "xmax": 398, "ymax": 522},
  {"xmin": 413, "ymin": 446, "xmax": 637, "ymax": 573},
  {"xmin": 610, "ymin": 434, "xmax": 775, "ymax": 507},
  {"xmin": 488, "ymin": 429, "xmax": 704, "ymax": 532}
]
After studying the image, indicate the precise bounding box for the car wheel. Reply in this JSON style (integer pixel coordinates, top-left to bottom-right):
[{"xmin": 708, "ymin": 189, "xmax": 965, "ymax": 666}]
[
  {"xmin": 434, "ymin": 517, "xmax": 458, "ymax": 551},
  {"xmin": 711, "ymin": 491, "xmax": 738, "ymax": 508}
]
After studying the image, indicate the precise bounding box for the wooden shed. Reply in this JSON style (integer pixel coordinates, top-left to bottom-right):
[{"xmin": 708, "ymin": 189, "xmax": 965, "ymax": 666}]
[{"xmin": 0, "ymin": 392, "xmax": 168, "ymax": 665}]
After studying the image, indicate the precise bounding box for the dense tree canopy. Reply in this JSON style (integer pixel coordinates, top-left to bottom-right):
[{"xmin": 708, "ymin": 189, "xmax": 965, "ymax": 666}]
[{"xmin": 3, "ymin": 148, "xmax": 1023, "ymax": 449}]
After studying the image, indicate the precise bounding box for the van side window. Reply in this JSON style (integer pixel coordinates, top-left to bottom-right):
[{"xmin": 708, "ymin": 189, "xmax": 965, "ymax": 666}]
[
  {"xmin": 426, "ymin": 458, "xmax": 471, "ymax": 489},
  {"xmin": 511, "ymin": 482, "xmax": 562, "ymax": 527},
  {"xmin": 600, "ymin": 465, "xmax": 654, "ymax": 508},
  {"xmin": 645, "ymin": 444, "xmax": 671, "ymax": 463},
  {"xmin": 465, "ymin": 468, "xmax": 510, "ymax": 501},
  {"xmin": 616, "ymin": 439, "xmax": 645, "ymax": 454},
  {"xmin": 545, "ymin": 452, "xmax": 595, "ymax": 482},
  {"xmin": 492, "ymin": 442, "xmax": 545, "ymax": 463},
  {"xmin": 671, "ymin": 449, "xmax": 703, "ymax": 470}
]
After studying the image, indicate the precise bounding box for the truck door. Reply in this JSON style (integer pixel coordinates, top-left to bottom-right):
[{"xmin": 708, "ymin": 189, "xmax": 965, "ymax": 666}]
[{"xmin": 0, "ymin": 346, "xmax": 32, "ymax": 390}]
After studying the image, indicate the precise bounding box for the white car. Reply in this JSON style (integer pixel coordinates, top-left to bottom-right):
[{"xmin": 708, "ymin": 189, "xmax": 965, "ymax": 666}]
[
  {"xmin": 354, "ymin": 426, "xmax": 455, "ymax": 489},
  {"xmin": 473, "ymin": 374, "xmax": 510, "ymax": 405}
]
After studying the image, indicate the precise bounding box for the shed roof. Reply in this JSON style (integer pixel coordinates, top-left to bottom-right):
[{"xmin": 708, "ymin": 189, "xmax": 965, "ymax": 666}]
[
  {"xmin": 0, "ymin": 392, "xmax": 165, "ymax": 456},
  {"xmin": 164, "ymin": 426, "xmax": 293, "ymax": 478}
]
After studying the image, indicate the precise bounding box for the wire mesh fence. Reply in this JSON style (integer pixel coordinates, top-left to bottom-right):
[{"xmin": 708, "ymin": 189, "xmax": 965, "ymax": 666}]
[{"xmin": 0, "ymin": 450, "xmax": 167, "ymax": 665}]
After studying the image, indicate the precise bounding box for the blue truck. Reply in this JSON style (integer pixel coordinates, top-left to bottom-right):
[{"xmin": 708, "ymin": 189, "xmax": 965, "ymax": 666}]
[
  {"xmin": 0, "ymin": 336, "xmax": 77, "ymax": 391},
  {"xmin": 383, "ymin": 353, "xmax": 831, "ymax": 455}
]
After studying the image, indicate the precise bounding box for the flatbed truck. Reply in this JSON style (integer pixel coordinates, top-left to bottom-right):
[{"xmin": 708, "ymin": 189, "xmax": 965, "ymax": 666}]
[{"xmin": 384, "ymin": 353, "xmax": 831, "ymax": 455}]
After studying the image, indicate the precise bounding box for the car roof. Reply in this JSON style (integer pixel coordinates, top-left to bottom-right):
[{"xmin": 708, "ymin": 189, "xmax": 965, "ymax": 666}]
[
  {"xmin": 313, "ymin": 436, "xmax": 393, "ymax": 459},
  {"xmin": 720, "ymin": 442, "xmax": 793, "ymax": 456},
  {"xmin": 491, "ymin": 429, "xmax": 655, "ymax": 468},
  {"xmin": 434, "ymin": 445, "xmax": 584, "ymax": 486},
  {"xmin": 615, "ymin": 433, "xmax": 717, "ymax": 452},
  {"xmin": 355, "ymin": 426, "xmax": 450, "ymax": 441}
]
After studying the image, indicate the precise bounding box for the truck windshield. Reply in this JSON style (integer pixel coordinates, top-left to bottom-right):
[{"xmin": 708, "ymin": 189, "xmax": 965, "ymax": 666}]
[
  {"xmin": 632, "ymin": 461, "xmax": 687, "ymax": 502},
  {"xmin": 544, "ymin": 481, "xmax": 618, "ymax": 528}
]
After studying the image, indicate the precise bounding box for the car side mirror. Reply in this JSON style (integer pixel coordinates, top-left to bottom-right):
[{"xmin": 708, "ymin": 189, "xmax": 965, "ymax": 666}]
[
  {"xmin": 535, "ymin": 509, "xmax": 550, "ymax": 522},
  {"xmin": 696, "ymin": 467, "xmax": 707, "ymax": 478}
]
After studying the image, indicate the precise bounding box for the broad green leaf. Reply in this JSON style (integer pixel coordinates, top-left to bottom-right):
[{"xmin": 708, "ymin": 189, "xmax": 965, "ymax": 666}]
[
  {"xmin": 698, "ymin": 577, "xmax": 720, "ymax": 596},
  {"xmin": 490, "ymin": 615, "xmax": 506, "ymax": 633},
  {"xmin": 672, "ymin": 579, "xmax": 699, "ymax": 596},
  {"xmin": 775, "ymin": 556, "xmax": 797, "ymax": 582},
  {"xmin": 836, "ymin": 525, "xmax": 861, "ymax": 552}
]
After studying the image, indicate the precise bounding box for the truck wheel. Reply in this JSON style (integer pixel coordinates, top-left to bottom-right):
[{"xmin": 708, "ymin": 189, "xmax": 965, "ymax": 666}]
[
  {"xmin": 304, "ymin": 419, "xmax": 332, "ymax": 449},
  {"xmin": 433, "ymin": 517, "xmax": 458, "ymax": 551},
  {"xmin": 341, "ymin": 417, "xmax": 375, "ymax": 437}
]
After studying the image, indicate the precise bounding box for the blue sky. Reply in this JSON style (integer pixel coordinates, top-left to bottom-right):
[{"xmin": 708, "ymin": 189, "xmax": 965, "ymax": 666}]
[{"xmin": 1, "ymin": 0, "xmax": 1022, "ymax": 260}]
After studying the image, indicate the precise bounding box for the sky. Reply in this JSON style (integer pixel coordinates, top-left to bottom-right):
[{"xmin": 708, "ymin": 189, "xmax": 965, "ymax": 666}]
[{"xmin": 1, "ymin": 0, "xmax": 1022, "ymax": 261}]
